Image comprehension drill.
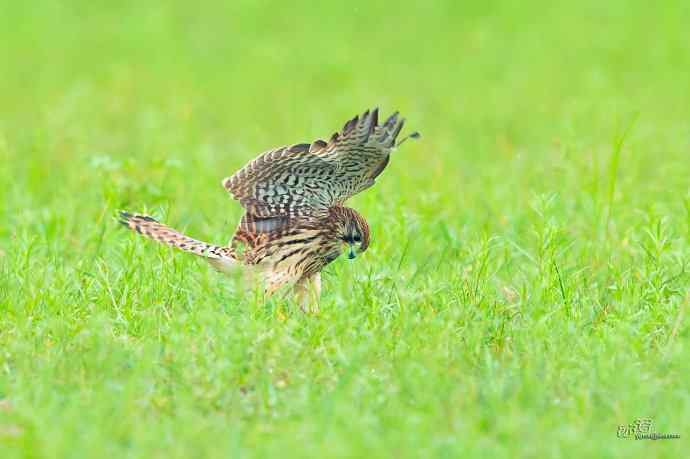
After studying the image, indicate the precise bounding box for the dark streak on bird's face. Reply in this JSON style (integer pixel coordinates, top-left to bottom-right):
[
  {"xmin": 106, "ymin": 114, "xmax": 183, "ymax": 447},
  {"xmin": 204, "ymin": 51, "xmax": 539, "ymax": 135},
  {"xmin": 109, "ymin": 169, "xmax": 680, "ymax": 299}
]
[
  {"xmin": 341, "ymin": 219, "xmax": 369, "ymax": 260},
  {"xmin": 330, "ymin": 206, "xmax": 370, "ymax": 261}
]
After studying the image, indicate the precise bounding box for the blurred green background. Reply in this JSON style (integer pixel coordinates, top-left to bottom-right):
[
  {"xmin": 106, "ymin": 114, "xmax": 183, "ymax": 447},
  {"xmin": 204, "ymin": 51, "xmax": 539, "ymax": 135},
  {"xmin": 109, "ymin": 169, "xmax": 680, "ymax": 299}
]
[{"xmin": 1, "ymin": 1, "xmax": 688, "ymax": 458}]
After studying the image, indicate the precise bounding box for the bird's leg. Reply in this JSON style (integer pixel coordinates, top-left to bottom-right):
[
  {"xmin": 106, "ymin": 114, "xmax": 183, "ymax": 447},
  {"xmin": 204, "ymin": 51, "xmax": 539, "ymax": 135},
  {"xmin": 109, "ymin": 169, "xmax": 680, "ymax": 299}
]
[
  {"xmin": 294, "ymin": 273, "xmax": 321, "ymax": 314},
  {"xmin": 308, "ymin": 273, "xmax": 322, "ymax": 314}
]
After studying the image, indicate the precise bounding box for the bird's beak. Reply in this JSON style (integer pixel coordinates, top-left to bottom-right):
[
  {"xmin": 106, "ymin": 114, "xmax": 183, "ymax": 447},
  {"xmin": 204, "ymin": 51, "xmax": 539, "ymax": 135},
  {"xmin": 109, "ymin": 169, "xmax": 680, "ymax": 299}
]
[{"xmin": 348, "ymin": 245, "xmax": 356, "ymax": 260}]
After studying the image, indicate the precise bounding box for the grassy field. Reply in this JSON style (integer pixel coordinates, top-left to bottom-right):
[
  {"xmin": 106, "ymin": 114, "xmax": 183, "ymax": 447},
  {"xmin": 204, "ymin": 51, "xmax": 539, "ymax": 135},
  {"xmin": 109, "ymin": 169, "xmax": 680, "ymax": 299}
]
[{"xmin": 1, "ymin": 1, "xmax": 689, "ymax": 457}]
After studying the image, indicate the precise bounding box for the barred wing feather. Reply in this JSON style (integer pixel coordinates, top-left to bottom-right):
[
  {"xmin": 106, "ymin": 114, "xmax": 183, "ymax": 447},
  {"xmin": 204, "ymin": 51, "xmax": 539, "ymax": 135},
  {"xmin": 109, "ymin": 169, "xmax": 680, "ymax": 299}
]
[{"xmin": 222, "ymin": 108, "xmax": 411, "ymax": 218}]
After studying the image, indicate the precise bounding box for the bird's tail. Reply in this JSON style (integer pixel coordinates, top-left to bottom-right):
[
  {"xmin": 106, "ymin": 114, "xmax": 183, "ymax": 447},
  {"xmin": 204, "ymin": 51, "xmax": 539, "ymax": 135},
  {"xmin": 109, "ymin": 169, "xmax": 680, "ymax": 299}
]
[{"xmin": 118, "ymin": 211, "xmax": 238, "ymax": 272}]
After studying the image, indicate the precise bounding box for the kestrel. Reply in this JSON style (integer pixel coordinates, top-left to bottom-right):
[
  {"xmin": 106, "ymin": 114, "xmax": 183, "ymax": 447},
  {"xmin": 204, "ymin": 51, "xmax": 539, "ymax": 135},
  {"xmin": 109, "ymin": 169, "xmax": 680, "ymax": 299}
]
[{"xmin": 119, "ymin": 108, "xmax": 418, "ymax": 312}]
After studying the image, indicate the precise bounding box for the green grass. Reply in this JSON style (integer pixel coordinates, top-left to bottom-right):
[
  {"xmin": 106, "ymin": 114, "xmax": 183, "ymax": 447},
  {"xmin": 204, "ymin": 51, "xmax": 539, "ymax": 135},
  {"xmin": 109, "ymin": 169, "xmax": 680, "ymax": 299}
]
[{"xmin": 1, "ymin": 1, "xmax": 689, "ymax": 457}]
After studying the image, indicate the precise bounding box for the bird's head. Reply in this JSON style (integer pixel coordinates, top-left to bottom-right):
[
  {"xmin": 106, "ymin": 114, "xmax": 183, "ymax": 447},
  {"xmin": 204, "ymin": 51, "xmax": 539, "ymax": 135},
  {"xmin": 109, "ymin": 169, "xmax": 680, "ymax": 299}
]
[{"xmin": 334, "ymin": 207, "xmax": 370, "ymax": 260}]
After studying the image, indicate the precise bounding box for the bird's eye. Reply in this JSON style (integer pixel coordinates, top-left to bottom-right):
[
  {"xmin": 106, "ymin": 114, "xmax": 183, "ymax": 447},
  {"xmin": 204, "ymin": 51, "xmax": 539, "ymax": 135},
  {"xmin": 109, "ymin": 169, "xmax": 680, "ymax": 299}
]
[{"xmin": 353, "ymin": 235, "xmax": 362, "ymax": 243}]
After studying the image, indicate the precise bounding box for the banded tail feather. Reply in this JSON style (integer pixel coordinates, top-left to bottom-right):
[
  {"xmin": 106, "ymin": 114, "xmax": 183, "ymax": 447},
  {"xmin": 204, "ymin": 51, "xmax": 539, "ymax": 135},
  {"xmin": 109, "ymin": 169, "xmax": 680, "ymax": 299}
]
[{"xmin": 118, "ymin": 211, "xmax": 238, "ymax": 272}]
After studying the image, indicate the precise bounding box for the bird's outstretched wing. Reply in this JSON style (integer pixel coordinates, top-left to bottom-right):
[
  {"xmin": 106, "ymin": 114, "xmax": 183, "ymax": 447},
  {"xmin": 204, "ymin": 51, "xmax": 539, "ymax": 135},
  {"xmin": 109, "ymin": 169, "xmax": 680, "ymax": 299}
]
[{"xmin": 222, "ymin": 108, "xmax": 416, "ymax": 218}]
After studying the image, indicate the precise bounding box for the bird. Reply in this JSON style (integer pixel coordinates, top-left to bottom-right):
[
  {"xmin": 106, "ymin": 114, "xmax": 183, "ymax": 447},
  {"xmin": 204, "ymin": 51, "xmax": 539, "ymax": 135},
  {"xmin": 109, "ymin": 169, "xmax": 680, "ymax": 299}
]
[{"xmin": 119, "ymin": 108, "xmax": 419, "ymax": 313}]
